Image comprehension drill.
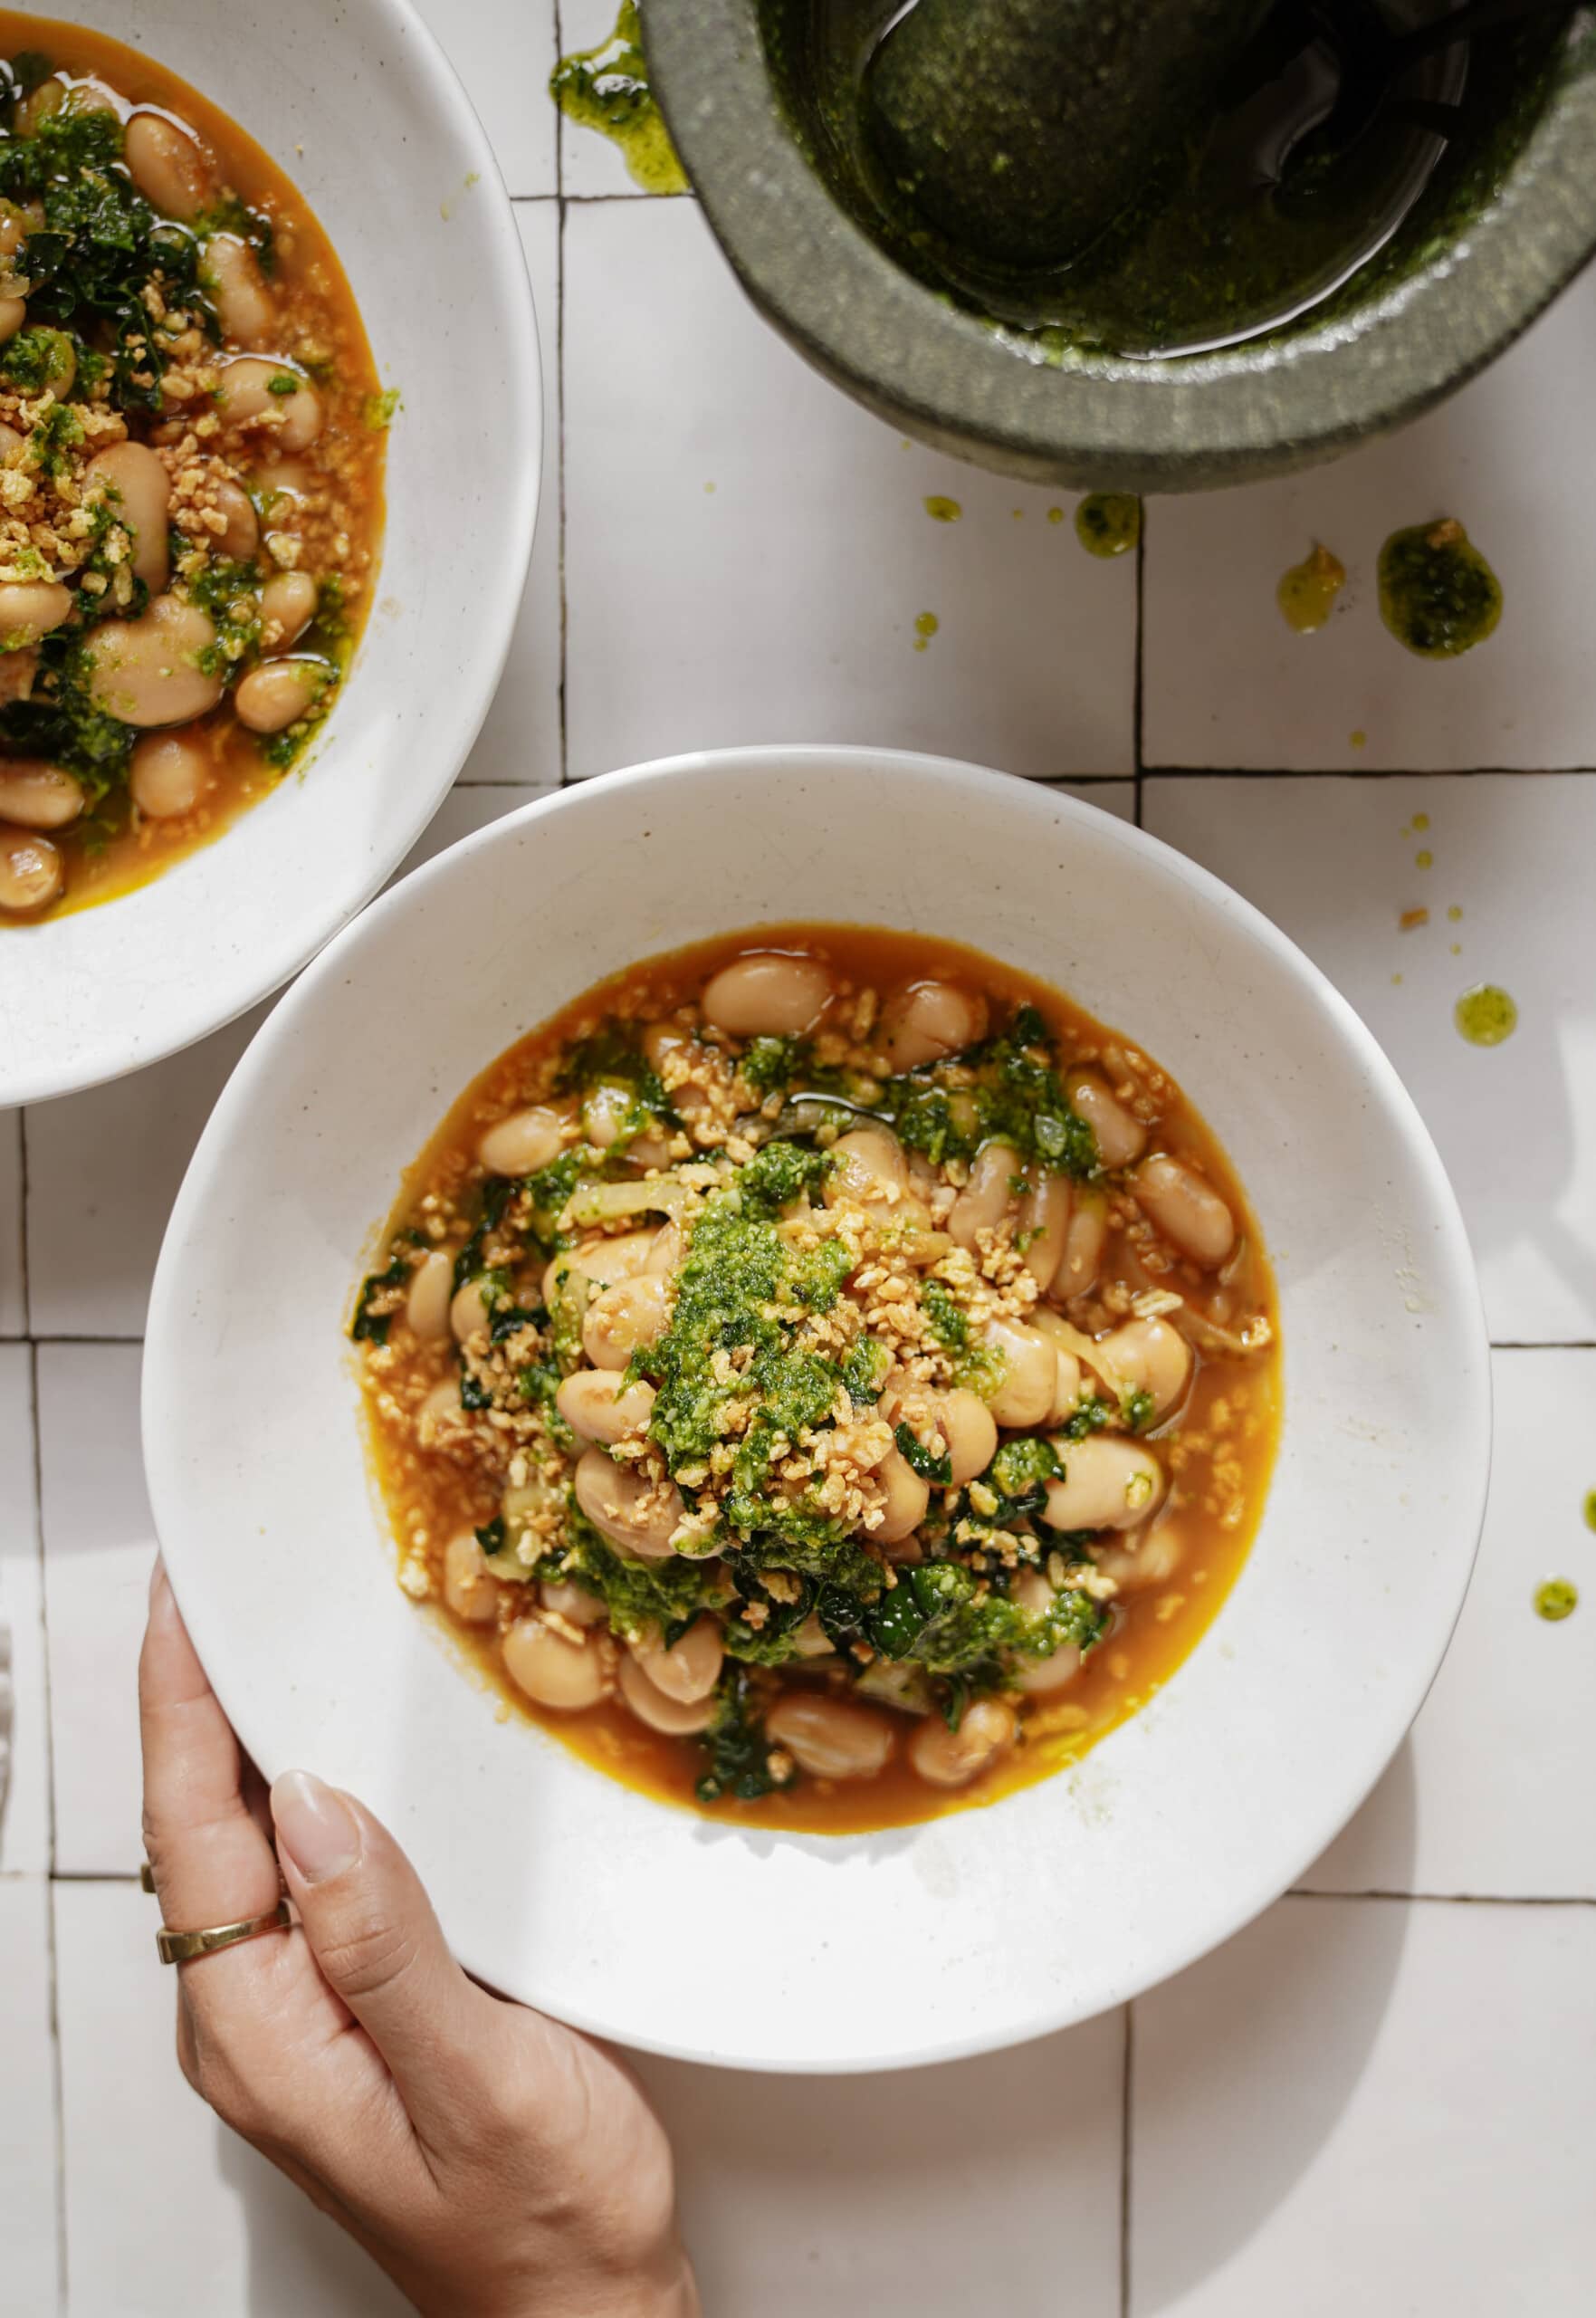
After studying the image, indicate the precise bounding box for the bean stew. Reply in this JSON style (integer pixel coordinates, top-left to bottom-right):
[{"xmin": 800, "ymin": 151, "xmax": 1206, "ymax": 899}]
[
  {"xmin": 0, "ymin": 14, "xmax": 385, "ymax": 922},
  {"xmin": 354, "ymin": 926, "xmax": 1282, "ymax": 1832}
]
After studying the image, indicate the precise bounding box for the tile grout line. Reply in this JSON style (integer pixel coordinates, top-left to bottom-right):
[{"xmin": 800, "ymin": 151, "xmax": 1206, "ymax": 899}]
[
  {"xmin": 26, "ymin": 1340, "xmax": 68, "ymax": 2313},
  {"xmin": 17, "ymin": 1104, "xmax": 31, "ymax": 1335},
  {"xmin": 1286, "ymin": 1887, "xmax": 1595, "ymax": 1909},
  {"xmin": 1132, "ymin": 502, "xmax": 1147, "ymax": 829},
  {"xmin": 1141, "ymin": 761, "xmax": 1596, "ymax": 781},
  {"xmin": 1119, "ymin": 2003, "xmax": 1133, "ymax": 2318},
  {"xmin": 553, "ymin": 1, "xmax": 571, "ymax": 790},
  {"xmin": 557, "ymin": 196, "xmax": 570, "ymax": 788}
]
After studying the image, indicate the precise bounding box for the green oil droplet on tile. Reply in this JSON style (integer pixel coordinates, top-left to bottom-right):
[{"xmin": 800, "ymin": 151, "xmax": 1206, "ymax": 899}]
[
  {"xmin": 1075, "ymin": 493, "xmax": 1142, "ymax": 558},
  {"xmin": 703, "ymin": 481, "xmax": 716, "ymax": 494},
  {"xmin": 913, "ymin": 611, "xmax": 940, "ymax": 652},
  {"xmin": 1046, "ymin": 506, "xmax": 1066, "ymax": 525},
  {"xmin": 1276, "ymin": 542, "xmax": 1344, "ymax": 633},
  {"xmin": 1450, "ymin": 943, "xmax": 1462, "ymax": 956},
  {"xmin": 1417, "ymin": 849, "xmax": 1433, "ymax": 869},
  {"xmin": 1448, "ymin": 905, "xmax": 1463, "ymax": 922},
  {"xmin": 923, "ymin": 495, "xmax": 962, "ymax": 522},
  {"xmin": 550, "ymin": 1, "xmax": 688, "ymax": 195},
  {"xmin": 1379, "ymin": 519, "xmax": 1502, "ymax": 656},
  {"xmin": 1391, "ymin": 972, "xmax": 1402, "ymax": 985},
  {"xmin": 1413, "ymin": 812, "xmax": 1430, "ymax": 833},
  {"xmin": 1455, "ymin": 984, "xmax": 1517, "ymax": 1046},
  {"xmin": 1350, "ymin": 730, "xmax": 1368, "ymax": 751},
  {"xmin": 1534, "ymin": 1578, "xmax": 1578, "ymax": 1622},
  {"xmin": 1583, "ymin": 1489, "xmax": 1596, "ymax": 1531}
]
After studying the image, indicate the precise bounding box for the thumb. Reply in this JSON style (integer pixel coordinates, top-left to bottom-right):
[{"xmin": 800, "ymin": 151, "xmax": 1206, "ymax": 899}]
[{"xmin": 271, "ymin": 1768, "xmax": 486, "ymax": 2123}]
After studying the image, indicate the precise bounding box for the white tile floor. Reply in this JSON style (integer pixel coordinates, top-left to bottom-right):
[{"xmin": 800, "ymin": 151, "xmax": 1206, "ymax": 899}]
[{"xmin": 1, "ymin": 4, "xmax": 1592, "ymax": 2312}]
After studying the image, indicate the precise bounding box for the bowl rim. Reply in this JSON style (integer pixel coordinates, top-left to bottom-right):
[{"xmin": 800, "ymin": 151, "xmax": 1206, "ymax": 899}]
[
  {"xmin": 646, "ymin": 0, "xmax": 1596, "ymax": 490},
  {"xmin": 144, "ymin": 745, "xmax": 1493, "ymax": 2071},
  {"xmin": 1, "ymin": 0, "xmax": 541, "ymax": 1109}
]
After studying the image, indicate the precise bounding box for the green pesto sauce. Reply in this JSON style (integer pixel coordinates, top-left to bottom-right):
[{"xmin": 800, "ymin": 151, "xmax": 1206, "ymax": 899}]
[
  {"xmin": 550, "ymin": 2, "xmax": 688, "ymax": 196},
  {"xmin": 1534, "ymin": 1578, "xmax": 1578, "ymax": 1623},
  {"xmin": 1277, "ymin": 542, "xmax": 1345, "ymax": 634},
  {"xmin": 1075, "ymin": 494, "xmax": 1141, "ymax": 560},
  {"xmin": 1455, "ymin": 984, "xmax": 1517, "ymax": 1047},
  {"xmin": 923, "ymin": 494, "xmax": 961, "ymax": 522},
  {"xmin": 1379, "ymin": 521, "xmax": 1502, "ymax": 658},
  {"xmin": 913, "ymin": 609, "xmax": 939, "ymax": 651}
]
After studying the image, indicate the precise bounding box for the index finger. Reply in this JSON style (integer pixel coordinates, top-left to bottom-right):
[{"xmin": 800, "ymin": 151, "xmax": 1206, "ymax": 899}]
[{"xmin": 139, "ymin": 1560, "xmax": 284, "ymax": 1946}]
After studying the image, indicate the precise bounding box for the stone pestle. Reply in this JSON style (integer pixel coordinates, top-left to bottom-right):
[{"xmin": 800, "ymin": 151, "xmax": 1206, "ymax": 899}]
[{"xmin": 863, "ymin": 0, "xmax": 1270, "ymax": 272}]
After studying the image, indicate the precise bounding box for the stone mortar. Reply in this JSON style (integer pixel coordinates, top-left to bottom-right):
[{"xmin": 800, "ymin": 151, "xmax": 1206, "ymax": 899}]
[{"xmin": 645, "ymin": 0, "xmax": 1596, "ymax": 492}]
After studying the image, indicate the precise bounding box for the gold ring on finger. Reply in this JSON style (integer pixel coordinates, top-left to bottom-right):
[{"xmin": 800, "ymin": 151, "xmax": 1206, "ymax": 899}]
[{"xmin": 156, "ymin": 1898, "xmax": 293, "ymax": 1966}]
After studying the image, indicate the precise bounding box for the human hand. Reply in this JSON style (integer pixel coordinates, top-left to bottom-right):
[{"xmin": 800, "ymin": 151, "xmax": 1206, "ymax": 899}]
[{"xmin": 138, "ymin": 1560, "xmax": 699, "ymax": 2318}]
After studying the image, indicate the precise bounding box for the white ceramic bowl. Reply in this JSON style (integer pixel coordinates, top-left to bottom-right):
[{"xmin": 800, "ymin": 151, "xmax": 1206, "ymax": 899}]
[
  {"xmin": 0, "ymin": 0, "xmax": 539, "ymax": 1106},
  {"xmin": 144, "ymin": 748, "xmax": 1490, "ymax": 2074}
]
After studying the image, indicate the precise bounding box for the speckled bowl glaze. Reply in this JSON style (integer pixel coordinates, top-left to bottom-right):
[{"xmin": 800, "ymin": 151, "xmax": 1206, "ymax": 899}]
[
  {"xmin": 645, "ymin": 0, "xmax": 1596, "ymax": 493},
  {"xmin": 144, "ymin": 748, "xmax": 1491, "ymax": 2074},
  {"xmin": 0, "ymin": 0, "xmax": 540, "ymax": 1106}
]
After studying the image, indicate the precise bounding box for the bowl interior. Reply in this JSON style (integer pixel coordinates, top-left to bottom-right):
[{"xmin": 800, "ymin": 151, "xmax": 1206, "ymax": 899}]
[
  {"xmin": 0, "ymin": 0, "xmax": 540, "ymax": 1106},
  {"xmin": 144, "ymin": 748, "xmax": 1490, "ymax": 2073}
]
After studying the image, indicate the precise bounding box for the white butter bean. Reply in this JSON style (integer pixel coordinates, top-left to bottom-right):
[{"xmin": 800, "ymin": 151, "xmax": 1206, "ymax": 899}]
[
  {"xmin": 949, "ymin": 1141, "xmax": 1017, "ymax": 1250},
  {"xmin": 233, "ymin": 656, "xmax": 330, "ymax": 736},
  {"xmin": 1068, "ymin": 1069, "xmax": 1148, "ymax": 1168},
  {"xmin": 1098, "ymin": 1317, "xmax": 1194, "ymax": 1421},
  {"xmin": 702, "ymin": 953, "xmax": 831, "ymax": 1039},
  {"xmin": 882, "ymin": 978, "xmax": 987, "ymax": 1071},
  {"xmin": 0, "ymin": 580, "xmax": 71, "ymax": 647},
  {"xmin": 478, "ymin": 1104, "xmax": 569, "ymax": 1177},
  {"xmin": 212, "ymin": 477, "xmax": 260, "ymax": 562},
  {"xmin": 1053, "ymin": 1193, "xmax": 1107, "ymax": 1300},
  {"xmin": 1092, "ymin": 1521, "xmax": 1186, "ymax": 1592},
  {"xmin": 1134, "ymin": 1154, "xmax": 1236, "ymax": 1269},
  {"xmin": 502, "ymin": 1616, "xmax": 604, "ymax": 1711},
  {"xmin": 1044, "ymin": 1433, "xmax": 1166, "ymax": 1533},
  {"xmin": 982, "ymin": 1317, "xmax": 1057, "ymax": 1430},
  {"xmin": 765, "ymin": 1693, "xmax": 895, "ymax": 1780},
  {"xmin": 260, "ymin": 570, "xmax": 317, "ymax": 649},
  {"xmin": 908, "ymin": 1698, "xmax": 1016, "ymax": 1787},
  {"xmin": 630, "ymin": 1616, "xmax": 723, "ymax": 1706},
  {"xmin": 442, "ymin": 1529, "xmax": 499, "ymax": 1625},
  {"xmin": 871, "ymin": 1448, "xmax": 930, "ymax": 1545},
  {"xmin": 540, "ymin": 1579, "xmax": 607, "ymax": 1627},
  {"xmin": 823, "ymin": 1125, "xmax": 908, "ymax": 1210},
  {"xmin": 203, "ymin": 233, "xmax": 274, "ymax": 346},
  {"xmin": 573, "ymin": 1446, "xmax": 683, "ymax": 1559},
  {"xmin": 583, "ymin": 1272, "xmax": 671, "ymax": 1370},
  {"xmin": 0, "ymin": 761, "xmax": 81, "ymax": 829},
  {"xmin": 1017, "ymin": 1169, "xmax": 1070, "ymax": 1292},
  {"xmin": 449, "ymin": 1277, "xmax": 492, "ymax": 1345},
  {"xmin": 81, "ymin": 595, "xmax": 224, "ymax": 727},
  {"xmin": 124, "ymin": 112, "xmax": 214, "ymax": 220},
  {"xmin": 404, "ymin": 1249, "xmax": 454, "ymax": 1342},
  {"xmin": 555, "ymin": 1367, "xmax": 656, "ymax": 1445},
  {"xmin": 215, "ymin": 357, "xmax": 324, "ymax": 452},
  {"xmin": 0, "ymin": 826, "xmax": 62, "ymax": 912},
  {"xmin": 616, "ymin": 1652, "xmax": 714, "ymax": 1734},
  {"xmin": 939, "ymin": 1388, "xmax": 998, "ymax": 1488},
  {"xmin": 129, "ymin": 731, "xmax": 210, "ymax": 820},
  {"xmin": 85, "ymin": 442, "xmax": 171, "ymax": 592}
]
